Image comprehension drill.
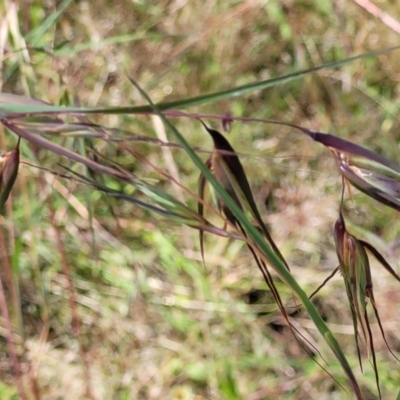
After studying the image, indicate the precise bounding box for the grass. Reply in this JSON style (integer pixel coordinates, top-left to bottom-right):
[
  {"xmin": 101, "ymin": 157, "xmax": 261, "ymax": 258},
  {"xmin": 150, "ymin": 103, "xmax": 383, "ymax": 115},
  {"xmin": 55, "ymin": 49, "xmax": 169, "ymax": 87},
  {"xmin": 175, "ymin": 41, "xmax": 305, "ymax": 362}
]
[{"xmin": 1, "ymin": 0, "xmax": 400, "ymax": 399}]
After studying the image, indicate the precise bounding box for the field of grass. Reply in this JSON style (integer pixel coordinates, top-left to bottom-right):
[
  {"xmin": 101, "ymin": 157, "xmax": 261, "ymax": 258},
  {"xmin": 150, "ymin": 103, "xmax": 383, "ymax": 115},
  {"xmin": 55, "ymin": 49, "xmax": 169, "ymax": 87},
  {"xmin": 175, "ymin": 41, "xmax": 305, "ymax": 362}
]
[{"xmin": 1, "ymin": 0, "xmax": 400, "ymax": 399}]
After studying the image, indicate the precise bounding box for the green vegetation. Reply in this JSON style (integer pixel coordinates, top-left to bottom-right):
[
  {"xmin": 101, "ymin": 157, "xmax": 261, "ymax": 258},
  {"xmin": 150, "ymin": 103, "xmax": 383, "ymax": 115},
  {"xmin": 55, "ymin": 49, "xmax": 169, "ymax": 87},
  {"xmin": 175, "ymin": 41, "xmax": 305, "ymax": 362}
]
[{"xmin": 1, "ymin": 1, "xmax": 400, "ymax": 399}]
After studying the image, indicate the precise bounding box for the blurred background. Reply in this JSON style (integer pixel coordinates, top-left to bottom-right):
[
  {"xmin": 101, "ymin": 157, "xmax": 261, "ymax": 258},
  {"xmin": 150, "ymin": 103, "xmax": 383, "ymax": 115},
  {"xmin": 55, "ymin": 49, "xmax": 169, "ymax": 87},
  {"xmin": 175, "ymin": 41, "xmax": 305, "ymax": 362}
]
[{"xmin": 1, "ymin": 0, "xmax": 400, "ymax": 398}]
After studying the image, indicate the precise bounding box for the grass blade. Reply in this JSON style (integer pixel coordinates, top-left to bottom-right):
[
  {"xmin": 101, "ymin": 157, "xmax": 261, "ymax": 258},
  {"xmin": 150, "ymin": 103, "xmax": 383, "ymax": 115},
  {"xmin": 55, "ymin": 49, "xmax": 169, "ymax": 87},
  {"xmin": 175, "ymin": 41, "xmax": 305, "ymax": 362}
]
[
  {"xmin": 25, "ymin": 0, "xmax": 73, "ymax": 46},
  {"xmin": 1, "ymin": 46, "xmax": 400, "ymax": 116}
]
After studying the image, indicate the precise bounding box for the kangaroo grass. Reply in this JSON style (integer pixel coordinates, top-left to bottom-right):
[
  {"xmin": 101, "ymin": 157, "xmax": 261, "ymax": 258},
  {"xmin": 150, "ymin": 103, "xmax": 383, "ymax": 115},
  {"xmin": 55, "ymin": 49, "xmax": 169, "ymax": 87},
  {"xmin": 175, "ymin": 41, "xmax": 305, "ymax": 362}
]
[
  {"xmin": 198, "ymin": 121, "xmax": 289, "ymax": 271},
  {"xmin": 4, "ymin": 47, "xmax": 400, "ymax": 398},
  {"xmin": 126, "ymin": 78, "xmax": 364, "ymax": 399},
  {"xmin": 0, "ymin": 99, "xmax": 371, "ymax": 399},
  {"xmin": 310, "ymin": 181, "xmax": 400, "ymax": 399},
  {"xmin": 6, "ymin": 87, "xmax": 400, "ymax": 397},
  {"xmin": 195, "ymin": 121, "xmax": 335, "ymax": 374}
]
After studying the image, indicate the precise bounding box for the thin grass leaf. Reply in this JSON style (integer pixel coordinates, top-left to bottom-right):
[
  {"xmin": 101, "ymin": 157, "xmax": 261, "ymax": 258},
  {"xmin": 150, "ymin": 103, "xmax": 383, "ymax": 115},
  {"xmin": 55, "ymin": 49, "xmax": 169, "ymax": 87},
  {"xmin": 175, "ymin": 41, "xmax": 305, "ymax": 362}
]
[
  {"xmin": 2, "ymin": 45, "xmax": 400, "ymax": 117},
  {"xmin": 24, "ymin": 0, "xmax": 73, "ymax": 46},
  {"xmin": 3, "ymin": 0, "xmax": 73, "ymax": 84}
]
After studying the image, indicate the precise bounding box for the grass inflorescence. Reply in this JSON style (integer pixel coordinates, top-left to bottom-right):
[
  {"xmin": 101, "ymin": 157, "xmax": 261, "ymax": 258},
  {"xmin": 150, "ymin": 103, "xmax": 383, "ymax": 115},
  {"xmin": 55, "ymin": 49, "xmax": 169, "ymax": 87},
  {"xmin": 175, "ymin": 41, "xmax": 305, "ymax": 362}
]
[{"xmin": 1, "ymin": 1, "xmax": 400, "ymax": 399}]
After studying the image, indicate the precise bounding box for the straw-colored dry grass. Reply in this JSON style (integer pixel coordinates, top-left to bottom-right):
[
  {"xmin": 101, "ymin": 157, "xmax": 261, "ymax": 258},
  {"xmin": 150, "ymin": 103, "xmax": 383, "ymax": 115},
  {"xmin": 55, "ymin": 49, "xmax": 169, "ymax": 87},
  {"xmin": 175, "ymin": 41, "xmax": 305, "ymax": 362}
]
[{"xmin": 1, "ymin": 0, "xmax": 400, "ymax": 399}]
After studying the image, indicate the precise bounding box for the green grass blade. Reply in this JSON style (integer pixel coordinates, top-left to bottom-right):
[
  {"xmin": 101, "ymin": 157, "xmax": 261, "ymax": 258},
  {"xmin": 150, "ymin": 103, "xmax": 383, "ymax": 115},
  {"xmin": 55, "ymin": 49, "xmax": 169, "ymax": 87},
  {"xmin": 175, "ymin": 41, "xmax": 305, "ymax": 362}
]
[
  {"xmin": 151, "ymin": 45, "xmax": 400, "ymax": 109},
  {"xmin": 1, "ymin": 46, "xmax": 400, "ymax": 116},
  {"xmin": 25, "ymin": 0, "xmax": 73, "ymax": 46},
  {"xmin": 3, "ymin": 0, "xmax": 73, "ymax": 84}
]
